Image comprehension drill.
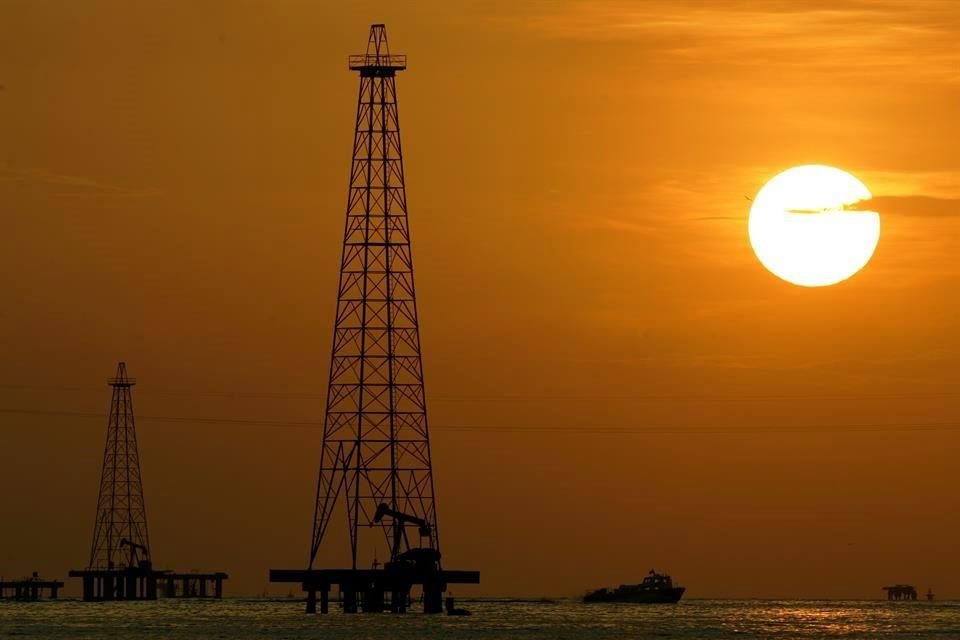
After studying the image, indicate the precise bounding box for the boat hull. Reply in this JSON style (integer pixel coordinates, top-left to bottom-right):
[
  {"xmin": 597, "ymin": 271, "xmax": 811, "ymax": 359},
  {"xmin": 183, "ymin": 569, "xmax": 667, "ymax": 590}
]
[{"xmin": 583, "ymin": 586, "xmax": 685, "ymax": 604}]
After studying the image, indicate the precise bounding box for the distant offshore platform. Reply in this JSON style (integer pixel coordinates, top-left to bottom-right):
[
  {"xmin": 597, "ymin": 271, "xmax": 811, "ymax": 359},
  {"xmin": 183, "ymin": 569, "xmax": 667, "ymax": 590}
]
[{"xmin": 67, "ymin": 363, "xmax": 228, "ymax": 601}]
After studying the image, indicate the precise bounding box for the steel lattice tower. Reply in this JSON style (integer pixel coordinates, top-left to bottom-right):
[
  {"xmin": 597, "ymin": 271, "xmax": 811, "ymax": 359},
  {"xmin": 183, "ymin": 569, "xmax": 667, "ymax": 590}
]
[
  {"xmin": 87, "ymin": 362, "xmax": 151, "ymax": 569},
  {"xmin": 309, "ymin": 24, "xmax": 440, "ymax": 572}
]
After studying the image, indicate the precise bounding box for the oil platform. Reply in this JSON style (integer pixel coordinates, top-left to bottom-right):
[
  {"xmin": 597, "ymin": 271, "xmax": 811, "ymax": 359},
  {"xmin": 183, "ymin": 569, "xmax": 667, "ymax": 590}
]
[
  {"xmin": 68, "ymin": 362, "xmax": 228, "ymax": 601},
  {"xmin": 883, "ymin": 584, "xmax": 919, "ymax": 601},
  {"xmin": 0, "ymin": 573, "xmax": 64, "ymax": 601},
  {"xmin": 270, "ymin": 24, "xmax": 479, "ymax": 614}
]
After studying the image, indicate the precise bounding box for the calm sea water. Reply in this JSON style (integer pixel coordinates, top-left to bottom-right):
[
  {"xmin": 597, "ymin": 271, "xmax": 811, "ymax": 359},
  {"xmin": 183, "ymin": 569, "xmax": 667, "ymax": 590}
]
[{"xmin": 1, "ymin": 599, "xmax": 958, "ymax": 639}]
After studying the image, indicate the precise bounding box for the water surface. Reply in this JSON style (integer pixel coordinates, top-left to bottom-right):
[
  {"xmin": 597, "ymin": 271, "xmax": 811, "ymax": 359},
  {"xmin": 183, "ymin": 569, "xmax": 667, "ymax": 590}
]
[{"xmin": 2, "ymin": 598, "xmax": 958, "ymax": 639}]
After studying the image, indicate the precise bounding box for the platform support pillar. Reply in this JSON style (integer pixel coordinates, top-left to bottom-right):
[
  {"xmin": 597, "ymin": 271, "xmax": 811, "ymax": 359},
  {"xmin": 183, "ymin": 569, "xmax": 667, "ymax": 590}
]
[
  {"xmin": 423, "ymin": 582, "xmax": 442, "ymax": 614},
  {"xmin": 391, "ymin": 588, "xmax": 408, "ymax": 613},
  {"xmin": 365, "ymin": 586, "xmax": 384, "ymax": 613},
  {"xmin": 343, "ymin": 588, "xmax": 357, "ymax": 613}
]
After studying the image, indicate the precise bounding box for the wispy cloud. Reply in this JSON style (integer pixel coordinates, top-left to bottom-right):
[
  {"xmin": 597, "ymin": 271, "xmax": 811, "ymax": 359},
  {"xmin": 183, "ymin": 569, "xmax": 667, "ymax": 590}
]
[{"xmin": 509, "ymin": 0, "xmax": 960, "ymax": 83}]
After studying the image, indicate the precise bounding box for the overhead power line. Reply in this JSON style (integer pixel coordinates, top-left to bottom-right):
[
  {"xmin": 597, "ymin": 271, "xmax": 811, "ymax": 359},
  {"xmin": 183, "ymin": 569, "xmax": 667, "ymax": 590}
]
[
  {"xmin": 0, "ymin": 407, "xmax": 957, "ymax": 436},
  {"xmin": 0, "ymin": 383, "xmax": 955, "ymax": 404}
]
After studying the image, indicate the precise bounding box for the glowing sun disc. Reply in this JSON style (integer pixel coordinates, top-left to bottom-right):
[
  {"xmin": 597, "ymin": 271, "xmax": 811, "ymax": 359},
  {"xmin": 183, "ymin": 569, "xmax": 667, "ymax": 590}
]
[{"xmin": 748, "ymin": 165, "xmax": 880, "ymax": 287}]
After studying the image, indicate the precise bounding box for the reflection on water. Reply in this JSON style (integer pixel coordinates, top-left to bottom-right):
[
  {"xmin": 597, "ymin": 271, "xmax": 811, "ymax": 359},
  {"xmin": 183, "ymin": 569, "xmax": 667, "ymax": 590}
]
[{"xmin": 1, "ymin": 599, "xmax": 959, "ymax": 639}]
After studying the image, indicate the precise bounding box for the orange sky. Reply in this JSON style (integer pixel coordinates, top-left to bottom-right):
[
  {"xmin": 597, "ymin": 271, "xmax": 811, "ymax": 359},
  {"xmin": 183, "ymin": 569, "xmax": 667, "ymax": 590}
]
[{"xmin": 1, "ymin": 0, "xmax": 958, "ymax": 598}]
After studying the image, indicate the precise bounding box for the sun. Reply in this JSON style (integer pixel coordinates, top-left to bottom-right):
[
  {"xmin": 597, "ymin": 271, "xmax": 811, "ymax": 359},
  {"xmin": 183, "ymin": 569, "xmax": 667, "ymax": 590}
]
[{"xmin": 748, "ymin": 165, "xmax": 880, "ymax": 287}]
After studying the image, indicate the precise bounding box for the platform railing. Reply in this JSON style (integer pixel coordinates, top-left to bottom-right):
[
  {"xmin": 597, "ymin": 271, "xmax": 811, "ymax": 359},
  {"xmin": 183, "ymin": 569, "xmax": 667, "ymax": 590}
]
[{"xmin": 349, "ymin": 53, "xmax": 407, "ymax": 69}]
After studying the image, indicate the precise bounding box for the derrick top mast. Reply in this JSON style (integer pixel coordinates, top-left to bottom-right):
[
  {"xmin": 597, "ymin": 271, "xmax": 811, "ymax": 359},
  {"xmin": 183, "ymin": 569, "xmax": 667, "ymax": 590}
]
[{"xmin": 349, "ymin": 23, "xmax": 406, "ymax": 75}]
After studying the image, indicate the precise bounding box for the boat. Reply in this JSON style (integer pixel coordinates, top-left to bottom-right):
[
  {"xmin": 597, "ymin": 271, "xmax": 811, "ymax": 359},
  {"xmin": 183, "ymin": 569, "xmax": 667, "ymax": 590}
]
[{"xmin": 583, "ymin": 569, "xmax": 685, "ymax": 604}]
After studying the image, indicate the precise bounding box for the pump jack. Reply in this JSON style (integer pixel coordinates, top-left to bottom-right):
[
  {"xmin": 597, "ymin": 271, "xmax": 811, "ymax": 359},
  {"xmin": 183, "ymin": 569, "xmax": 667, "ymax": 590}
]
[
  {"xmin": 372, "ymin": 503, "xmax": 437, "ymax": 566},
  {"xmin": 119, "ymin": 538, "xmax": 151, "ymax": 570}
]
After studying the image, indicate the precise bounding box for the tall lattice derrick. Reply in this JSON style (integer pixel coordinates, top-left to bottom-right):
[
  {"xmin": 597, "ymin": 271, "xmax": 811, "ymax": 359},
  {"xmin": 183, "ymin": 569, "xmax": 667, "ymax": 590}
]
[
  {"xmin": 88, "ymin": 362, "xmax": 151, "ymax": 569},
  {"xmin": 309, "ymin": 24, "xmax": 440, "ymax": 571}
]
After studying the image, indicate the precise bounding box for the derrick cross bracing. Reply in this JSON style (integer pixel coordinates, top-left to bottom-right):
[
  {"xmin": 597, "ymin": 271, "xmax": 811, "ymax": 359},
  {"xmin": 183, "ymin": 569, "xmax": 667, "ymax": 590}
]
[{"xmin": 269, "ymin": 24, "xmax": 479, "ymax": 613}]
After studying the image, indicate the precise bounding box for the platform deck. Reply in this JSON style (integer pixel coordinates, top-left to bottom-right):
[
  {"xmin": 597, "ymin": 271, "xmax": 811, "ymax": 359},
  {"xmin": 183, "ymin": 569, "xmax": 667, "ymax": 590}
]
[
  {"xmin": 0, "ymin": 578, "xmax": 64, "ymax": 601},
  {"xmin": 270, "ymin": 567, "xmax": 480, "ymax": 614}
]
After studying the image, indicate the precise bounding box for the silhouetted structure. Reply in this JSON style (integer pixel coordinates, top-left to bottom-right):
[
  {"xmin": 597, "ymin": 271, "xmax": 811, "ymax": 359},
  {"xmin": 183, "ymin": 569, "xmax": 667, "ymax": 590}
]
[
  {"xmin": 0, "ymin": 573, "xmax": 64, "ymax": 600},
  {"xmin": 68, "ymin": 363, "xmax": 156, "ymax": 600},
  {"xmin": 270, "ymin": 24, "xmax": 479, "ymax": 614},
  {"xmin": 160, "ymin": 572, "xmax": 229, "ymax": 598},
  {"xmin": 69, "ymin": 362, "xmax": 228, "ymax": 600},
  {"xmin": 883, "ymin": 584, "xmax": 918, "ymax": 600},
  {"xmin": 584, "ymin": 569, "xmax": 686, "ymax": 604}
]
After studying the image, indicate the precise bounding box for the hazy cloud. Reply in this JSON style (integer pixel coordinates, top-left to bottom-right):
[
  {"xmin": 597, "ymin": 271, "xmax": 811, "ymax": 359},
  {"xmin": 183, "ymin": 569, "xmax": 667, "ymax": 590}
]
[
  {"xmin": 0, "ymin": 164, "xmax": 158, "ymax": 198},
  {"xmin": 865, "ymin": 195, "xmax": 960, "ymax": 218}
]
